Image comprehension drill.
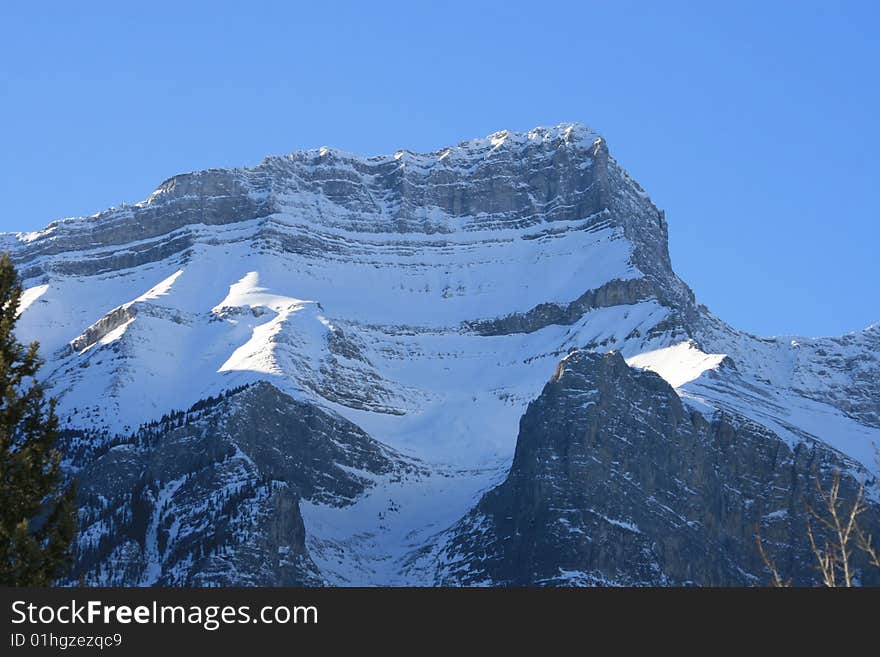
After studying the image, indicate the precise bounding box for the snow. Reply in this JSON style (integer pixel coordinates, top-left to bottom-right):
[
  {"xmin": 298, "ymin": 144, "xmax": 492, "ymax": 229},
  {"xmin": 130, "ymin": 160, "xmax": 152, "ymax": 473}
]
[
  {"xmin": 134, "ymin": 269, "xmax": 183, "ymax": 302},
  {"xmin": 7, "ymin": 180, "xmax": 675, "ymax": 578},
  {"xmin": 490, "ymin": 130, "xmax": 508, "ymax": 148},
  {"xmin": 301, "ymin": 463, "xmax": 507, "ymax": 585},
  {"xmin": 683, "ymin": 373, "xmax": 880, "ymax": 476},
  {"xmin": 11, "ymin": 199, "xmax": 649, "ymax": 441},
  {"xmin": 141, "ymin": 476, "xmax": 186, "ymax": 586},
  {"xmin": 590, "ymin": 510, "xmax": 642, "ymax": 534},
  {"xmin": 626, "ymin": 341, "xmax": 727, "ymax": 388},
  {"xmin": 95, "ymin": 317, "xmax": 135, "ymax": 348},
  {"xmin": 212, "ymin": 271, "xmax": 308, "ymax": 314},
  {"xmin": 6, "ymin": 122, "xmax": 879, "ymax": 583},
  {"xmin": 17, "ymin": 284, "xmax": 48, "ymax": 316},
  {"xmin": 688, "ymin": 312, "xmax": 880, "ymax": 475}
]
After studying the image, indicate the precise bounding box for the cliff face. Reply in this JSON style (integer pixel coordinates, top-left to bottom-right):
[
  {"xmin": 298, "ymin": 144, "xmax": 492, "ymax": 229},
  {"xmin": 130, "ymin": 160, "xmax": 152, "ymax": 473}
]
[
  {"xmin": 6, "ymin": 123, "xmax": 879, "ymax": 585},
  {"xmin": 66, "ymin": 382, "xmax": 420, "ymax": 586},
  {"xmin": 429, "ymin": 351, "xmax": 879, "ymax": 586}
]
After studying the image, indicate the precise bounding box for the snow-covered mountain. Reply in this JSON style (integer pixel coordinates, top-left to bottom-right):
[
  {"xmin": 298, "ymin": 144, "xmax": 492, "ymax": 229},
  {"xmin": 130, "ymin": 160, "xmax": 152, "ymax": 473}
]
[{"xmin": 6, "ymin": 123, "xmax": 879, "ymax": 585}]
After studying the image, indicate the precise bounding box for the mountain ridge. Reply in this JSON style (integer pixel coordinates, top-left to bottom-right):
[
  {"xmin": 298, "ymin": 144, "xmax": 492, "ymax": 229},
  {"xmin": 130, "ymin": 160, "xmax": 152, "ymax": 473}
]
[{"xmin": 6, "ymin": 122, "xmax": 879, "ymax": 585}]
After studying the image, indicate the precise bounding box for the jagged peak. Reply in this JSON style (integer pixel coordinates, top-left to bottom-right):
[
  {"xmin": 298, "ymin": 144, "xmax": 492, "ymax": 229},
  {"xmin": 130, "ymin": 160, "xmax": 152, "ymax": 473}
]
[
  {"xmin": 275, "ymin": 122, "xmax": 602, "ymax": 168},
  {"xmin": 553, "ymin": 348, "xmax": 624, "ymax": 382},
  {"xmin": 124, "ymin": 123, "xmax": 607, "ymax": 213},
  {"xmin": 453, "ymin": 122, "xmax": 599, "ymax": 151},
  {"xmin": 5, "ymin": 122, "xmax": 608, "ymax": 236}
]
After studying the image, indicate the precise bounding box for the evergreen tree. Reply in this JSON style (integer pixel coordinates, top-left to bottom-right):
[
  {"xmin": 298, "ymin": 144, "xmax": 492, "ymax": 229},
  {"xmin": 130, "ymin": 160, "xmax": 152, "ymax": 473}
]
[{"xmin": 0, "ymin": 254, "xmax": 76, "ymax": 585}]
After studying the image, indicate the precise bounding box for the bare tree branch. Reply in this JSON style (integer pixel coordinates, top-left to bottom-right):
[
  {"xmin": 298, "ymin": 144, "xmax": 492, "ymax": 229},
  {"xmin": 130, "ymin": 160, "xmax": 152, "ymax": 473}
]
[
  {"xmin": 756, "ymin": 469, "xmax": 879, "ymax": 587},
  {"xmin": 855, "ymin": 524, "xmax": 880, "ymax": 568},
  {"xmin": 755, "ymin": 524, "xmax": 789, "ymax": 587}
]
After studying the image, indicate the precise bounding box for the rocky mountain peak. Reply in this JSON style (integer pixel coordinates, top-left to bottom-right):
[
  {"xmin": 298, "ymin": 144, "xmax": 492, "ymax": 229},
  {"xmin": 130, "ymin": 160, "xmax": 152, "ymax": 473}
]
[
  {"xmin": 6, "ymin": 123, "xmax": 879, "ymax": 586},
  {"xmin": 429, "ymin": 347, "xmax": 879, "ymax": 586}
]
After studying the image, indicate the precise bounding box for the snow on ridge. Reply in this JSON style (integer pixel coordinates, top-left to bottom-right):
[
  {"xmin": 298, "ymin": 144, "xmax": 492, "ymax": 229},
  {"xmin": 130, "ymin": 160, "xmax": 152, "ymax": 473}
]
[
  {"xmin": 9, "ymin": 123, "xmax": 603, "ymax": 238},
  {"xmin": 212, "ymin": 271, "xmax": 311, "ymax": 314},
  {"xmin": 626, "ymin": 341, "xmax": 728, "ymax": 389},
  {"xmin": 134, "ymin": 269, "xmax": 184, "ymax": 303},
  {"xmin": 449, "ymin": 122, "xmax": 598, "ymax": 155},
  {"xmin": 17, "ymin": 284, "xmax": 49, "ymax": 316},
  {"xmin": 296, "ymin": 122, "xmax": 599, "ymax": 168},
  {"xmin": 7, "ymin": 122, "xmax": 878, "ymax": 585}
]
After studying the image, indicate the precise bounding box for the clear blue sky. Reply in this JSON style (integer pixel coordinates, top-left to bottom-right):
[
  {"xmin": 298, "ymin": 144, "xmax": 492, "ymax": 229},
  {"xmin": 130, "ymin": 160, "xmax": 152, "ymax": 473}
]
[{"xmin": 1, "ymin": 1, "xmax": 877, "ymax": 338}]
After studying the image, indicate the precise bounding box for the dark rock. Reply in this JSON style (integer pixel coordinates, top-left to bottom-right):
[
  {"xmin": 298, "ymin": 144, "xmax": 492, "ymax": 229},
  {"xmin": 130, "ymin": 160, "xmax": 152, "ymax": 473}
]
[
  {"xmin": 66, "ymin": 382, "xmax": 421, "ymax": 586},
  {"xmin": 465, "ymin": 278, "xmax": 656, "ymax": 336},
  {"xmin": 434, "ymin": 351, "xmax": 880, "ymax": 586}
]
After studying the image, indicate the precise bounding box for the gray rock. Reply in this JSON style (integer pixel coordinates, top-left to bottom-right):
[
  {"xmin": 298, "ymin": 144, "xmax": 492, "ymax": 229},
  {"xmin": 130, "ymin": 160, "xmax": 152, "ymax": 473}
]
[
  {"xmin": 66, "ymin": 382, "xmax": 422, "ymax": 586},
  {"xmin": 7, "ymin": 123, "xmax": 876, "ymax": 587},
  {"xmin": 464, "ymin": 277, "xmax": 656, "ymax": 336},
  {"xmin": 433, "ymin": 351, "xmax": 880, "ymax": 586}
]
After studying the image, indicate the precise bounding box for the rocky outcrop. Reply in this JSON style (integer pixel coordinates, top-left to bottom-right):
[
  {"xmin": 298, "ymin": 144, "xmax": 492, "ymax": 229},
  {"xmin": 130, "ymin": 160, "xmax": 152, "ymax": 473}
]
[
  {"xmin": 464, "ymin": 277, "xmax": 656, "ymax": 336},
  {"xmin": 7, "ymin": 123, "xmax": 878, "ymax": 587},
  {"xmin": 9, "ymin": 125, "xmax": 692, "ymax": 321},
  {"xmin": 67, "ymin": 382, "xmax": 422, "ymax": 586},
  {"xmin": 696, "ymin": 313, "xmax": 880, "ymax": 430},
  {"xmin": 432, "ymin": 351, "xmax": 880, "ymax": 586}
]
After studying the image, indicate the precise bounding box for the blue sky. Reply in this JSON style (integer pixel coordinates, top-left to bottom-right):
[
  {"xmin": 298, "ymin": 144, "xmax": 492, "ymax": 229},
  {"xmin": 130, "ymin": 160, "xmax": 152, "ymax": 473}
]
[{"xmin": 1, "ymin": 1, "xmax": 877, "ymax": 337}]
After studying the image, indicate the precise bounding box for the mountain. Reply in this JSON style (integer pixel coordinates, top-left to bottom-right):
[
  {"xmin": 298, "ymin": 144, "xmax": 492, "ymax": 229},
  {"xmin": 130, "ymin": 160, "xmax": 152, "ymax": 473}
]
[
  {"xmin": 6, "ymin": 123, "xmax": 878, "ymax": 585},
  {"xmin": 422, "ymin": 351, "xmax": 879, "ymax": 585},
  {"xmin": 64, "ymin": 382, "xmax": 420, "ymax": 585}
]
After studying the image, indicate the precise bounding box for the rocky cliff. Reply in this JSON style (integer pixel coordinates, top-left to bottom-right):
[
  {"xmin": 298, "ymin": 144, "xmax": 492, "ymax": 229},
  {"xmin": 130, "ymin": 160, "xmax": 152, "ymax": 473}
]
[
  {"xmin": 426, "ymin": 351, "xmax": 879, "ymax": 586},
  {"xmin": 65, "ymin": 382, "xmax": 420, "ymax": 586},
  {"xmin": 5, "ymin": 123, "xmax": 878, "ymax": 585}
]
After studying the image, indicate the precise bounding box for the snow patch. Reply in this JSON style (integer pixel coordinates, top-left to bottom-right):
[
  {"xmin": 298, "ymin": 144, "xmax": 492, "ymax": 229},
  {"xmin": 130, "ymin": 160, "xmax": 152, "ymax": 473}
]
[
  {"xmin": 135, "ymin": 270, "xmax": 183, "ymax": 302},
  {"xmin": 17, "ymin": 284, "xmax": 49, "ymax": 316},
  {"xmin": 626, "ymin": 341, "xmax": 727, "ymax": 388}
]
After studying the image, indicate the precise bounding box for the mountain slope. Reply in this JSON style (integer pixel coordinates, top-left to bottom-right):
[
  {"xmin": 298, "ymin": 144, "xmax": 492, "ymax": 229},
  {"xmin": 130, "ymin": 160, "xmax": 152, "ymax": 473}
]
[
  {"xmin": 6, "ymin": 123, "xmax": 878, "ymax": 585},
  {"xmin": 420, "ymin": 351, "xmax": 879, "ymax": 586},
  {"xmin": 66, "ymin": 382, "xmax": 420, "ymax": 586}
]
